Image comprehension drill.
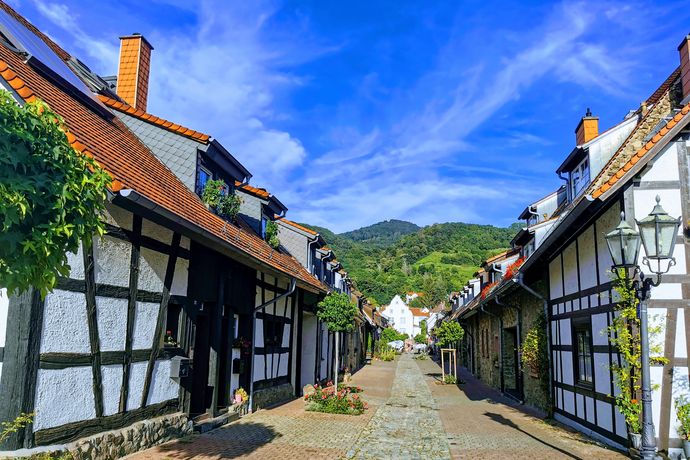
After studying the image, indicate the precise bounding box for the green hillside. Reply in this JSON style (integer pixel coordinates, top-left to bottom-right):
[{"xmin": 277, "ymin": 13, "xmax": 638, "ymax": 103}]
[{"xmin": 300, "ymin": 220, "xmax": 520, "ymax": 306}]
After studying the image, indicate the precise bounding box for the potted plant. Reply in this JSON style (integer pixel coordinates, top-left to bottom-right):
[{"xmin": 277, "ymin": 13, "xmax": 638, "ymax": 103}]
[
  {"xmin": 675, "ymin": 396, "xmax": 690, "ymax": 457},
  {"xmin": 163, "ymin": 330, "xmax": 178, "ymax": 347}
]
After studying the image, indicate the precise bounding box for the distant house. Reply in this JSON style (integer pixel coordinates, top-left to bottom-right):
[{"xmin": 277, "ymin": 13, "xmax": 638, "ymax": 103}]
[{"xmin": 380, "ymin": 295, "xmax": 429, "ymax": 337}]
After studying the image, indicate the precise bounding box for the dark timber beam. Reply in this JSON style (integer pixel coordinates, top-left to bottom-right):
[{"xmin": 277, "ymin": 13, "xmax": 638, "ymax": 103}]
[
  {"xmin": 83, "ymin": 239, "xmax": 105, "ymax": 418},
  {"xmin": 0, "ymin": 289, "xmax": 44, "ymax": 449},
  {"xmin": 141, "ymin": 232, "xmax": 181, "ymax": 407},
  {"xmin": 120, "ymin": 215, "xmax": 142, "ymax": 413}
]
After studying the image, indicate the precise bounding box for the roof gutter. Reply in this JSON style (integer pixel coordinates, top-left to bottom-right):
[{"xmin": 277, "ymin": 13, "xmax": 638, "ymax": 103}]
[{"xmin": 113, "ymin": 189, "xmax": 323, "ymax": 294}]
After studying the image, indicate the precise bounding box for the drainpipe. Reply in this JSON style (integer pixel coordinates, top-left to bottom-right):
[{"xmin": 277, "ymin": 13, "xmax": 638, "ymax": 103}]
[
  {"xmin": 527, "ymin": 206, "xmax": 540, "ymax": 225},
  {"xmin": 513, "ymin": 274, "xmax": 553, "ymax": 415},
  {"xmin": 480, "ymin": 302, "xmax": 503, "ymax": 393},
  {"xmin": 558, "ymin": 172, "xmax": 570, "ymax": 203},
  {"xmin": 248, "ymin": 277, "xmax": 297, "ymax": 413},
  {"xmin": 495, "ymin": 294, "xmax": 524, "ymax": 404}
]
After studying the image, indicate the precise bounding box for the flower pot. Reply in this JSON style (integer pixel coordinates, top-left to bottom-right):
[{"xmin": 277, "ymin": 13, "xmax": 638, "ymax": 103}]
[
  {"xmin": 629, "ymin": 432, "xmax": 641, "ymax": 450},
  {"xmin": 683, "ymin": 439, "xmax": 690, "ymax": 458}
]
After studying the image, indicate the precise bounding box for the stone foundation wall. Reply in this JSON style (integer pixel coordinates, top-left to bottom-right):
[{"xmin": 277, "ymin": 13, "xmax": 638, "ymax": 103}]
[
  {"xmin": 66, "ymin": 412, "xmax": 192, "ymax": 460},
  {"xmin": 252, "ymin": 383, "xmax": 294, "ymax": 410}
]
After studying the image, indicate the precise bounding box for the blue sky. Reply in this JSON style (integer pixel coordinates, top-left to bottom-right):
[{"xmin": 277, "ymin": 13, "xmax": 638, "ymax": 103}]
[{"xmin": 9, "ymin": 0, "xmax": 690, "ymax": 232}]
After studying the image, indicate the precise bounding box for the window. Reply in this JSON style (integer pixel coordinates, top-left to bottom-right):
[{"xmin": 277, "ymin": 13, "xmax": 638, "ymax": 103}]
[
  {"xmin": 571, "ymin": 157, "xmax": 590, "ymax": 198},
  {"xmin": 197, "ymin": 166, "xmax": 211, "ymax": 195},
  {"xmin": 164, "ymin": 303, "xmax": 182, "ymax": 347},
  {"xmin": 574, "ymin": 320, "xmax": 593, "ymax": 385},
  {"xmin": 263, "ymin": 315, "xmax": 285, "ymax": 350}
]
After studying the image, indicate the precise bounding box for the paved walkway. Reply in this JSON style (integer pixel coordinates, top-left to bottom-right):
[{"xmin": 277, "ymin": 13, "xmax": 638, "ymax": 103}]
[
  {"xmin": 346, "ymin": 354, "xmax": 451, "ymax": 459},
  {"xmin": 416, "ymin": 357, "xmax": 626, "ymax": 460},
  {"xmin": 127, "ymin": 354, "xmax": 626, "ymax": 459}
]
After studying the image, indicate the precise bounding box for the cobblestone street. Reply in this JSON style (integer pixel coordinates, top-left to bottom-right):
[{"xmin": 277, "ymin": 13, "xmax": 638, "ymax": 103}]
[{"xmin": 127, "ymin": 355, "xmax": 627, "ymax": 459}]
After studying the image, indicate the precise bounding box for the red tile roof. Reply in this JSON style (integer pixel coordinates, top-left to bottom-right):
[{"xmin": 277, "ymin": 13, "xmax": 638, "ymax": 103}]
[
  {"xmin": 409, "ymin": 307, "xmax": 430, "ymax": 318},
  {"xmin": 592, "ymin": 103, "xmax": 690, "ymax": 199},
  {"xmin": 277, "ymin": 217, "xmax": 319, "ymax": 236},
  {"xmin": 99, "ymin": 94, "xmax": 210, "ymax": 143},
  {"xmin": 0, "ymin": 3, "xmax": 324, "ymax": 293}
]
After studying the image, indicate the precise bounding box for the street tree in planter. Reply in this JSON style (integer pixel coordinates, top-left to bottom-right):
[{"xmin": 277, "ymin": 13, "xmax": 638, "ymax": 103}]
[
  {"xmin": 0, "ymin": 93, "xmax": 110, "ymax": 297},
  {"xmin": 436, "ymin": 321, "xmax": 464, "ymax": 381},
  {"xmin": 316, "ymin": 291, "xmax": 358, "ymax": 390}
]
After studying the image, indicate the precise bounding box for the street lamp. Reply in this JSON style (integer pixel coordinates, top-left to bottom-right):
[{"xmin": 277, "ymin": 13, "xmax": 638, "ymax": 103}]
[{"xmin": 604, "ymin": 196, "xmax": 681, "ymax": 460}]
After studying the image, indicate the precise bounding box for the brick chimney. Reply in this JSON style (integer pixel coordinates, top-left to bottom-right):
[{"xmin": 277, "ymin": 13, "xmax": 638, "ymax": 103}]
[
  {"xmin": 116, "ymin": 33, "xmax": 153, "ymax": 111},
  {"xmin": 575, "ymin": 108, "xmax": 599, "ymax": 145},
  {"xmin": 678, "ymin": 34, "xmax": 690, "ymax": 104}
]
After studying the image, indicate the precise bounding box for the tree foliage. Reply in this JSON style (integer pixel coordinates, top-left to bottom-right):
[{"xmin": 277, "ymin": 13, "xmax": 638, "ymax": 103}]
[
  {"xmin": 436, "ymin": 321, "xmax": 464, "ymax": 348},
  {"xmin": 380, "ymin": 326, "xmax": 408, "ymax": 343},
  {"xmin": 0, "ymin": 93, "xmax": 111, "ymax": 296},
  {"xmin": 316, "ymin": 291, "xmax": 358, "ymax": 332},
  {"xmin": 301, "ymin": 220, "xmax": 518, "ymax": 305}
]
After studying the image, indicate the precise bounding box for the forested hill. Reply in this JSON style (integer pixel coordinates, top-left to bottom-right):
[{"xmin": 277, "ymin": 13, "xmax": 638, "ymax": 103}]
[{"xmin": 301, "ymin": 220, "xmax": 521, "ymax": 305}]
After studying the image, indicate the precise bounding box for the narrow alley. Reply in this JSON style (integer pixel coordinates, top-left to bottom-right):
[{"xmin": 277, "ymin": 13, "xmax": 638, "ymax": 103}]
[{"xmin": 127, "ymin": 355, "xmax": 626, "ymax": 459}]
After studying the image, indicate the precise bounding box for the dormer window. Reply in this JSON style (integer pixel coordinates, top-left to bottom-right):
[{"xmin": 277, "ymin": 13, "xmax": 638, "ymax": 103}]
[{"xmin": 571, "ymin": 157, "xmax": 590, "ymax": 198}]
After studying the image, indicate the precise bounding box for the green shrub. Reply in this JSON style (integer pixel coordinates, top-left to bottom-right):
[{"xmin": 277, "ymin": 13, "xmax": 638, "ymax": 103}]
[
  {"xmin": 444, "ymin": 374, "xmax": 457, "ymax": 385},
  {"xmin": 202, "ymin": 179, "xmax": 242, "ymax": 220},
  {"xmin": 380, "ymin": 327, "xmax": 407, "ymax": 343},
  {"xmin": 265, "ymin": 220, "xmax": 280, "ymax": 249},
  {"xmin": 436, "ymin": 321, "xmax": 464, "ymax": 347},
  {"xmin": 675, "ymin": 396, "xmax": 690, "ymax": 440},
  {"xmin": 379, "ymin": 346, "xmax": 396, "ymax": 361}
]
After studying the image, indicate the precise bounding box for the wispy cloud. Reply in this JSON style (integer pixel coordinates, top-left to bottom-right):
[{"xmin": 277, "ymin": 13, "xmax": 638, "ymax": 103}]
[{"xmin": 26, "ymin": 0, "xmax": 682, "ymax": 233}]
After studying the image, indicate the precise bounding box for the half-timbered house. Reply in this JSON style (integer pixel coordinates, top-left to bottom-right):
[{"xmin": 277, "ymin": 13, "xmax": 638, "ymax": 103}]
[
  {"xmin": 0, "ymin": 3, "xmax": 326, "ymax": 456},
  {"xmin": 517, "ymin": 41, "xmax": 690, "ymax": 454}
]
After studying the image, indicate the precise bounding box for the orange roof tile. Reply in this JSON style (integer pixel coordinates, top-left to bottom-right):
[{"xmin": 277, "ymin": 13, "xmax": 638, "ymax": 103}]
[
  {"xmin": 235, "ymin": 181, "xmax": 270, "ymax": 200},
  {"xmin": 277, "ymin": 217, "xmax": 319, "ymax": 236},
  {"xmin": 409, "ymin": 307, "xmax": 430, "ymax": 318},
  {"xmin": 0, "ymin": 6, "xmax": 324, "ymax": 293},
  {"xmin": 98, "ymin": 94, "xmax": 210, "ymax": 143},
  {"xmin": 592, "ymin": 102, "xmax": 690, "ymax": 199}
]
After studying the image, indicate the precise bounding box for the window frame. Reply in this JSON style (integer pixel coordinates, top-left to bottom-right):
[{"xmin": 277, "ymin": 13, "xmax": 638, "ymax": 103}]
[
  {"xmin": 196, "ymin": 165, "xmax": 212, "ymax": 196},
  {"xmin": 572, "ymin": 318, "xmax": 594, "ymax": 387}
]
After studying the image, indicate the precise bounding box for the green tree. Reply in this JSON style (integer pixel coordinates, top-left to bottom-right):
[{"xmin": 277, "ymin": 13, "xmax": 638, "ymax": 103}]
[
  {"xmin": 0, "ymin": 93, "xmax": 111, "ymax": 296},
  {"xmin": 380, "ymin": 326, "xmax": 407, "ymax": 343},
  {"xmin": 316, "ymin": 292, "xmax": 358, "ymax": 389},
  {"xmin": 436, "ymin": 321, "xmax": 464, "ymax": 348}
]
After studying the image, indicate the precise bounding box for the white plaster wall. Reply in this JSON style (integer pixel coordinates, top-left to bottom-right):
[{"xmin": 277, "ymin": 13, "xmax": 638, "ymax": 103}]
[
  {"xmin": 146, "ymin": 360, "xmax": 179, "ymax": 405},
  {"xmin": 595, "ymin": 204, "xmax": 618, "ymax": 283},
  {"xmin": 34, "ymin": 367, "xmax": 96, "ymax": 431},
  {"xmin": 650, "ymin": 282, "xmax": 682, "ymax": 300},
  {"xmin": 171, "ymin": 258, "xmax": 189, "ymax": 297},
  {"xmin": 66, "ymin": 245, "xmax": 85, "ymax": 280},
  {"xmin": 231, "ymin": 348, "xmax": 240, "ymax": 397},
  {"xmin": 104, "ymin": 203, "xmax": 133, "ymax": 231},
  {"xmin": 253, "ymin": 355, "xmax": 265, "ymax": 382},
  {"xmin": 138, "ymin": 248, "xmax": 166, "ymax": 292},
  {"xmin": 180, "ymin": 235, "xmax": 191, "ymax": 251},
  {"xmin": 101, "ymin": 364, "xmax": 123, "ymax": 416},
  {"xmin": 561, "ymin": 350, "xmax": 574, "ymax": 385},
  {"xmin": 549, "ymin": 256, "xmax": 563, "ymax": 300},
  {"xmin": 562, "ymin": 242, "xmax": 578, "ymax": 296},
  {"xmin": 126, "ymin": 361, "xmax": 147, "ymax": 411},
  {"xmin": 282, "ymin": 324, "xmax": 291, "ymax": 348},
  {"xmin": 594, "ymin": 353, "xmax": 612, "ymax": 394},
  {"xmin": 142, "ymin": 218, "xmax": 173, "ymax": 245},
  {"xmin": 675, "ymin": 313, "xmax": 687, "ymax": 359},
  {"xmin": 591, "ymin": 313, "xmax": 609, "ymax": 346},
  {"xmin": 641, "ymin": 143, "xmax": 679, "ymax": 182},
  {"xmin": 96, "ymin": 296, "xmax": 127, "ymax": 352},
  {"xmin": 563, "ymin": 389, "xmax": 575, "ymax": 414},
  {"xmin": 41, "ymin": 289, "xmax": 90, "ymax": 353},
  {"xmin": 671, "ymin": 366, "xmax": 690, "ymax": 439},
  {"xmin": 597, "ymin": 400, "xmax": 613, "ymax": 432},
  {"xmin": 94, "ymin": 235, "xmax": 132, "ymax": 288},
  {"xmin": 651, "ymin": 365, "xmax": 663, "ymax": 439},
  {"xmin": 577, "ymin": 227, "xmax": 597, "ymax": 290},
  {"xmin": 254, "ymin": 318, "xmax": 264, "ymax": 347},
  {"xmin": 132, "ymin": 302, "xmax": 158, "ymax": 350}
]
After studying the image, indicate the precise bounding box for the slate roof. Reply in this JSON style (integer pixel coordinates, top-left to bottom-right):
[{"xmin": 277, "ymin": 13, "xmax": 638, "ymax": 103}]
[
  {"xmin": 277, "ymin": 217, "xmax": 319, "ymax": 236},
  {"xmin": 0, "ymin": 1, "xmax": 325, "ymax": 293},
  {"xmin": 99, "ymin": 94, "xmax": 209, "ymax": 142}
]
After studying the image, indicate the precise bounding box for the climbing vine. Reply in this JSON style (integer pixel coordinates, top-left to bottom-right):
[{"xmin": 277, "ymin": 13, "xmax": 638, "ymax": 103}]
[
  {"xmin": 608, "ymin": 270, "xmax": 667, "ymax": 434},
  {"xmin": 0, "ymin": 93, "xmax": 110, "ymax": 297},
  {"xmin": 265, "ymin": 220, "xmax": 280, "ymax": 249}
]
